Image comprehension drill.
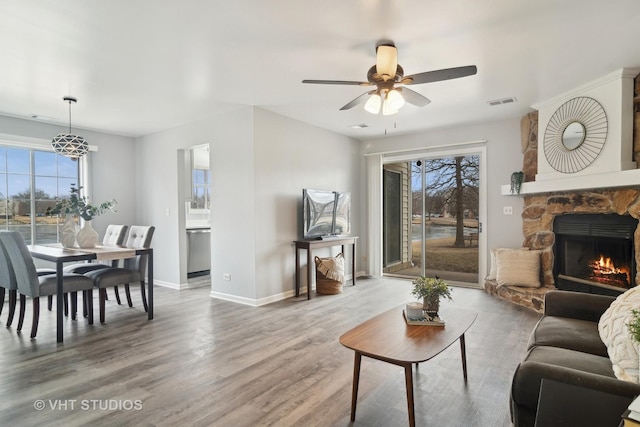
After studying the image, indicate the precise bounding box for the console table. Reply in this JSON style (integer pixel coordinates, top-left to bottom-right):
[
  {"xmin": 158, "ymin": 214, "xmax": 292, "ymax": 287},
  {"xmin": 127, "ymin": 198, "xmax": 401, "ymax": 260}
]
[{"xmin": 294, "ymin": 236, "xmax": 357, "ymax": 300}]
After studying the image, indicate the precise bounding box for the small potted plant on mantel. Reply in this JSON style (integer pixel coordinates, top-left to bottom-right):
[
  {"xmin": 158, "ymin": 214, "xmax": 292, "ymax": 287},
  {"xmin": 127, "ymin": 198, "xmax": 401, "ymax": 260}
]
[
  {"xmin": 411, "ymin": 276, "xmax": 453, "ymax": 318},
  {"xmin": 47, "ymin": 184, "xmax": 117, "ymax": 248}
]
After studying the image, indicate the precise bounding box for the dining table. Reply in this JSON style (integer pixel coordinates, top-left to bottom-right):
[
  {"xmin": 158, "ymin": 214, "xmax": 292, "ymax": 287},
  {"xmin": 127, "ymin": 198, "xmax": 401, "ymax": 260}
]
[{"xmin": 27, "ymin": 244, "xmax": 154, "ymax": 343}]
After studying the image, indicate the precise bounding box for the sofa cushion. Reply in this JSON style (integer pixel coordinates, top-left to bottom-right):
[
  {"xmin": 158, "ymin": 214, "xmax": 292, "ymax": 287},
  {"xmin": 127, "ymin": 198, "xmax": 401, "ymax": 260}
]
[
  {"xmin": 512, "ymin": 346, "xmax": 616, "ymax": 414},
  {"xmin": 598, "ymin": 286, "xmax": 640, "ymax": 383},
  {"xmin": 528, "ymin": 316, "xmax": 608, "ymax": 357}
]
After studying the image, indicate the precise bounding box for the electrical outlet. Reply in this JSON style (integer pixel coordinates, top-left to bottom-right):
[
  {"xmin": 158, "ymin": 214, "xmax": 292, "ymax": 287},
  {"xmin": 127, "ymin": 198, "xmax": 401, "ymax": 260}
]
[
  {"xmin": 223, "ymin": 273, "xmax": 231, "ymax": 281},
  {"xmin": 503, "ymin": 206, "xmax": 513, "ymax": 215}
]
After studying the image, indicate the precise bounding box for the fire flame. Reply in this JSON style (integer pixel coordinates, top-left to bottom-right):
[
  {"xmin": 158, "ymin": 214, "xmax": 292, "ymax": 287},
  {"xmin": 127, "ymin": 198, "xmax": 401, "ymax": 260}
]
[
  {"xmin": 588, "ymin": 255, "xmax": 629, "ymax": 285},
  {"xmin": 596, "ymin": 256, "xmax": 617, "ymax": 271}
]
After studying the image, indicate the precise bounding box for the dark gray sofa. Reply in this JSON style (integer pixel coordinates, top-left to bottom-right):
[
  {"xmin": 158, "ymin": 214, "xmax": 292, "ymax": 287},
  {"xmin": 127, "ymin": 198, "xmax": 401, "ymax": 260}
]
[{"xmin": 510, "ymin": 290, "xmax": 640, "ymax": 426}]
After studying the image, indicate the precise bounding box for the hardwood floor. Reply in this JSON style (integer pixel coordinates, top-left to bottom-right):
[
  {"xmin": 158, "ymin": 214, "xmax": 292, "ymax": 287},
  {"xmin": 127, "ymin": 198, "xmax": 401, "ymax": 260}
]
[{"xmin": 0, "ymin": 277, "xmax": 540, "ymax": 426}]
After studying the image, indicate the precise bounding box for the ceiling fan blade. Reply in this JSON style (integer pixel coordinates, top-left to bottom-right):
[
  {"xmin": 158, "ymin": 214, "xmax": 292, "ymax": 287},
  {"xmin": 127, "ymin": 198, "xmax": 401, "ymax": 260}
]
[
  {"xmin": 302, "ymin": 79, "xmax": 372, "ymax": 86},
  {"xmin": 398, "ymin": 88, "xmax": 431, "ymax": 107},
  {"xmin": 402, "ymin": 65, "xmax": 477, "ymax": 85},
  {"xmin": 339, "ymin": 90, "xmax": 376, "ymax": 110}
]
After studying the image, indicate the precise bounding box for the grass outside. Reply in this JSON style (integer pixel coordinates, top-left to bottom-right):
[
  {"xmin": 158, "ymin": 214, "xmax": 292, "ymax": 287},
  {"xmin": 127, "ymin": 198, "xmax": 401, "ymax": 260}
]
[
  {"xmin": 411, "ymin": 217, "xmax": 479, "ymax": 274},
  {"xmin": 386, "ymin": 218, "xmax": 479, "ymax": 281},
  {"xmin": 0, "ymin": 215, "xmax": 61, "ymax": 225},
  {"xmin": 415, "ymin": 236, "xmax": 479, "ymax": 273}
]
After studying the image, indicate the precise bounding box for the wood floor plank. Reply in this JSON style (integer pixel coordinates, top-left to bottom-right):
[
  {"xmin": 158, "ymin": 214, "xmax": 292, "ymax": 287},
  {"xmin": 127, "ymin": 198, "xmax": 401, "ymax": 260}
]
[{"xmin": 0, "ymin": 277, "xmax": 540, "ymax": 426}]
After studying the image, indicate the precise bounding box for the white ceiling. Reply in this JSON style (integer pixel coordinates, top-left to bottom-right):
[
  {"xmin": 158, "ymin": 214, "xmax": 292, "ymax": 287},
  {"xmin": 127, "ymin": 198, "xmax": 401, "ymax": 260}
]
[{"xmin": 1, "ymin": 0, "xmax": 640, "ymax": 140}]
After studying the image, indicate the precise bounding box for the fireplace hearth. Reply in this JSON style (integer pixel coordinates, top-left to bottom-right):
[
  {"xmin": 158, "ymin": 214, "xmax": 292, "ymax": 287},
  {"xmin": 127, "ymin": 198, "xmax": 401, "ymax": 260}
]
[{"xmin": 553, "ymin": 214, "xmax": 638, "ymax": 296}]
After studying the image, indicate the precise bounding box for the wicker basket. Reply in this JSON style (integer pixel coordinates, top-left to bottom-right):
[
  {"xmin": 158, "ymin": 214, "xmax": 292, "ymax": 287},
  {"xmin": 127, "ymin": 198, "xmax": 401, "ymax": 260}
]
[{"xmin": 315, "ymin": 253, "xmax": 345, "ymax": 295}]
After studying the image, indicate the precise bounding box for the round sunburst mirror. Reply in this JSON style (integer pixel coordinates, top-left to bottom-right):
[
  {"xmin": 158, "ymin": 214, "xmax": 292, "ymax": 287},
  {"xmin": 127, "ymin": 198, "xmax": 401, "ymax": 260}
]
[{"xmin": 543, "ymin": 96, "xmax": 608, "ymax": 174}]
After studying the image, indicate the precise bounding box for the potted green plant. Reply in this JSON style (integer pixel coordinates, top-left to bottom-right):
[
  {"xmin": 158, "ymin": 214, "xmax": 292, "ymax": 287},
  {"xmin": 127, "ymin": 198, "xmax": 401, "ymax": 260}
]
[
  {"xmin": 47, "ymin": 184, "xmax": 117, "ymax": 248},
  {"xmin": 47, "ymin": 184, "xmax": 117, "ymax": 221},
  {"xmin": 411, "ymin": 276, "xmax": 452, "ymax": 316}
]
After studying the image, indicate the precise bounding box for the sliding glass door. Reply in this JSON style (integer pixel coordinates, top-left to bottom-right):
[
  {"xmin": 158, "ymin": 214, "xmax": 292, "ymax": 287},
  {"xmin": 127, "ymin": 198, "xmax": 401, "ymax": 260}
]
[{"xmin": 383, "ymin": 153, "xmax": 480, "ymax": 284}]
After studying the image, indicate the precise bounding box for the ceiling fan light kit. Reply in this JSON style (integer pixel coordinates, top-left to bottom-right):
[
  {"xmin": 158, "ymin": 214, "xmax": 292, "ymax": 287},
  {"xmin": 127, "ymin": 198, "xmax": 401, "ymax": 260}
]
[
  {"xmin": 382, "ymin": 101, "xmax": 398, "ymax": 116},
  {"xmin": 386, "ymin": 89, "xmax": 405, "ymax": 110},
  {"xmin": 302, "ymin": 41, "xmax": 477, "ymax": 116},
  {"xmin": 364, "ymin": 93, "xmax": 382, "ymax": 114},
  {"xmin": 51, "ymin": 96, "xmax": 88, "ymax": 161}
]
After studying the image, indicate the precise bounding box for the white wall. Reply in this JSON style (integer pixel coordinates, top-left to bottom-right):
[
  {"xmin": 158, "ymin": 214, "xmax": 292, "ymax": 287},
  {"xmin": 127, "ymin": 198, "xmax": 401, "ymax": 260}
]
[
  {"xmin": 253, "ymin": 109, "xmax": 362, "ymax": 301},
  {"xmin": 0, "ymin": 110, "xmax": 518, "ymax": 298},
  {"xmin": 135, "ymin": 106, "xmax": 255, "ymax": 294},
  {"xmin": 135, "ymin": 107, "xmax": 361, "ymax": 304},
  {"xmin": 361, "ymin": 118, "xmax": 525, "ymax": 275}
]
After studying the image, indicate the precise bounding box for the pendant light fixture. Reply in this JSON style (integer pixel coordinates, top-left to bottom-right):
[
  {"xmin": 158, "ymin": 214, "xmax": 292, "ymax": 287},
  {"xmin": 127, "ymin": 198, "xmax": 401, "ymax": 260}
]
[{"xmin": 51, "ymin": 96, "xmax": 88, "ymax": 161}]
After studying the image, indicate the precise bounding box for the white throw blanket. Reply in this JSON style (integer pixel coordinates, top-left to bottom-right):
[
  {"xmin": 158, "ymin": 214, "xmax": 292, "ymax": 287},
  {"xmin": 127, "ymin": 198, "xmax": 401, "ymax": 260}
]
[
  {"xmin": 598, "ymin": 286, "xmax": 640, "ymax": 383},
  {"xmin": 315, "ymin": 253, "xmax": 344, "ymax": 282}
]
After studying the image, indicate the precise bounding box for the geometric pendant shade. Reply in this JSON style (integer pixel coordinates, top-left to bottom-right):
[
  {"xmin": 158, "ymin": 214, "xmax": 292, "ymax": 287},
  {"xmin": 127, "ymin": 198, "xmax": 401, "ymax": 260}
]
[
  {"xmin": 51, "ymin": 133, "xmax": 88, "ymax": 160},
  {"xmin": 51, "ymin": 96, "xmax": 88, "ymax": 161}
]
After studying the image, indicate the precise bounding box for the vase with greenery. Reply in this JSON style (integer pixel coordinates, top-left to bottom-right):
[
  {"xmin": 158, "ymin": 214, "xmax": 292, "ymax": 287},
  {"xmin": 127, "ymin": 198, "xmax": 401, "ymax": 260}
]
[
  {"xmin": 47, "ymin": 184, "xmax": 117, "ymax": 248},
  {"xmin": 411, "ymin": 276, "xmax": 453, "ymax": 317}
]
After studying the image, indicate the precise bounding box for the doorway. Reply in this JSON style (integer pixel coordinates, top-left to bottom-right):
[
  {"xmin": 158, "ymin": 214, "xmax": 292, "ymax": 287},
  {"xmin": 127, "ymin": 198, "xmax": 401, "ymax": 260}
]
[{"xmin": 382, "ymin": 153, "xmax": 480, "ymax": 284}]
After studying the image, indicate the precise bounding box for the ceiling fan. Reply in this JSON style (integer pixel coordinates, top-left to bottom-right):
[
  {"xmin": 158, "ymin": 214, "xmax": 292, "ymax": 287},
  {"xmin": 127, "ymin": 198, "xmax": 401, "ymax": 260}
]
[{"xmin": 302, "ymin": 41, "xmax": 477, "ymax": 115}]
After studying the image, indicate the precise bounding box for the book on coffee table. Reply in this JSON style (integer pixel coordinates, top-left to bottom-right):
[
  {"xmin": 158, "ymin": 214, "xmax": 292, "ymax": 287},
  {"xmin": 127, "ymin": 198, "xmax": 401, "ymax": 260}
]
[{"xmin": 402, "ymin": 310, "xmax": 445, "ymax": 326}]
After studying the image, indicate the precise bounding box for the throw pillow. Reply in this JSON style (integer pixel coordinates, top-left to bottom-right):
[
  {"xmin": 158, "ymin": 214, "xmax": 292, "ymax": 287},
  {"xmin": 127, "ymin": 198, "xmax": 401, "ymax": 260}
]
[
  {"xmin": 495, "ymin": 249, "xmax": 541, "ymax": 287},
  {"xmin": 487, "ymin": 247, "xmax": 529, "ymax": 280},
  {"xmin": 598, "ymin": 287, "xmax": 640, "ymax": 383}
]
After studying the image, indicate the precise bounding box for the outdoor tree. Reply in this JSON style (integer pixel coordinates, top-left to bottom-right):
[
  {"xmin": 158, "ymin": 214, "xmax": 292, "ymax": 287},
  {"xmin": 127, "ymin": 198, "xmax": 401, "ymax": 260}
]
[
  {"xmin": 12, "ymin": 188, "xmax": 52, "ymax": 200},
  {"xmin": 11, "ymin": 188, "xmax": 55, "ymax": 217},
  {"xmin": 426, "ymin": 190, "xmax": 446, "ymax": 218},
  {"xmin": 424, "ymin": 155, "xmax": 479, "ymax": 247}
]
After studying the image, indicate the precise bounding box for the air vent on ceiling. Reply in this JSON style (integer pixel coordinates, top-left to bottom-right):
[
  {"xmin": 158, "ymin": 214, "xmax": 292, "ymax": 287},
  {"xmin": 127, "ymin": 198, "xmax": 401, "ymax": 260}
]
[
  {"xmin": 350, "ymin": 124, "xmax": 368, "ymax": 129},
  {"xmin": 488, "ymin": 97, "xmax": 517, "ymax": 106},
  {"xmin": 30, "ymin": 114, "xmax": 54, "ymax": 121}
]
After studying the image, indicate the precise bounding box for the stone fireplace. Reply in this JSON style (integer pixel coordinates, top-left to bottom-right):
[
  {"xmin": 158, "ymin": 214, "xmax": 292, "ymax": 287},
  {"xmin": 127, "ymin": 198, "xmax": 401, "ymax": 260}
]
[
  {"xmin": 485, "ymin": 68, "xmax": 640, "ymax": 312},
  {"xmin": 522, "ymin": 188, "xmax": 640, "ymax": 288}
]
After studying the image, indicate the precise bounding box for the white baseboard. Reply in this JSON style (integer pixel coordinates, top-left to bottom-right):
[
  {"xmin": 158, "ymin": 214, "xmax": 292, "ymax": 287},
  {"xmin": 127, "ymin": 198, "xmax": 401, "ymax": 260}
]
[
  {"xmin": 164, "ymin": 271, "xmax": 370, "ymax": 307},
  {"xmin": 154, "ymin": 280, "xmax": 211, "ymax": 290},
  {"xmin": 153, "ymin": 280, "xmax": 181, "ymax": 290}
]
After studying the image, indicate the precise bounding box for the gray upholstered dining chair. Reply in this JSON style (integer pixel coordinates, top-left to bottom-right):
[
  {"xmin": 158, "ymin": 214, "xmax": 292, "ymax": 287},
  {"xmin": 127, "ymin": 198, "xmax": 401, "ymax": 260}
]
[
  {"xmin": 59, "ymin": 224, "xmax": 129, "ymax": 309},
  {"xmin": 63, "ymin": 224, "xmax": 129, "ymax": 274},
  {"xmin": 0, "ymin": 238, "xmax": 18, "ymax": 327},
  {"xmin": 40, "ymin": 224, "xmax": 127, "ymax": 313},
  {"xmin": 85, "ymin": 225, "xmax": 155, "ymax": 323},
  {"xmin": 0, "ymin": 231, "xmax": 95, "ymax": 338}
]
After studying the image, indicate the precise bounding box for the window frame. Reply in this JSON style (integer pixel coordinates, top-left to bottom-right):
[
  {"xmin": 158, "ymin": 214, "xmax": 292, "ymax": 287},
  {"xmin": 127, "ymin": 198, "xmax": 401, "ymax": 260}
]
[{"xmin": 0, "ymin": 133, "xmax": 90, "ymax": 244}]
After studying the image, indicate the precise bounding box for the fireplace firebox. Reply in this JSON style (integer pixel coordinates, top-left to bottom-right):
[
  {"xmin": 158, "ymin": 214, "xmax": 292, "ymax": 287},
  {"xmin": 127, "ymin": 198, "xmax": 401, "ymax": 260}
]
[{"xmin": 553, "ymin": 214, "xmax": 638, "ymax": 296}]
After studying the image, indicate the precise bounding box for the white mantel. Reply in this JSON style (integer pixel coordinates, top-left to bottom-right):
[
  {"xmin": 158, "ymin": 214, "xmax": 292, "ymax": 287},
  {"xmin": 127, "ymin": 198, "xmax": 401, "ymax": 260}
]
[
  {"xmin": 500, "ymin": 168, "xmax": 640, "ymax": 195},
  {"xmin": 502, "ymin": 67, "xmax": 640, "ymax": 196}
]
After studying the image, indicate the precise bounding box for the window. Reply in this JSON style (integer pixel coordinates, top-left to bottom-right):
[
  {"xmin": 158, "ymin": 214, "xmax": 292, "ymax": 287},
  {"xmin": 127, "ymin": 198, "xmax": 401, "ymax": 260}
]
[
  {"xmin": 191, "ymin": 168, "xmax": 211, "ymax": 211},
  {"xmin": 188, "ymin": 144, "xmax": 211, "ymax": 212},
  {"xmin": 0, "ymin": 146, "xmax": 79, "ymax": 244}
]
